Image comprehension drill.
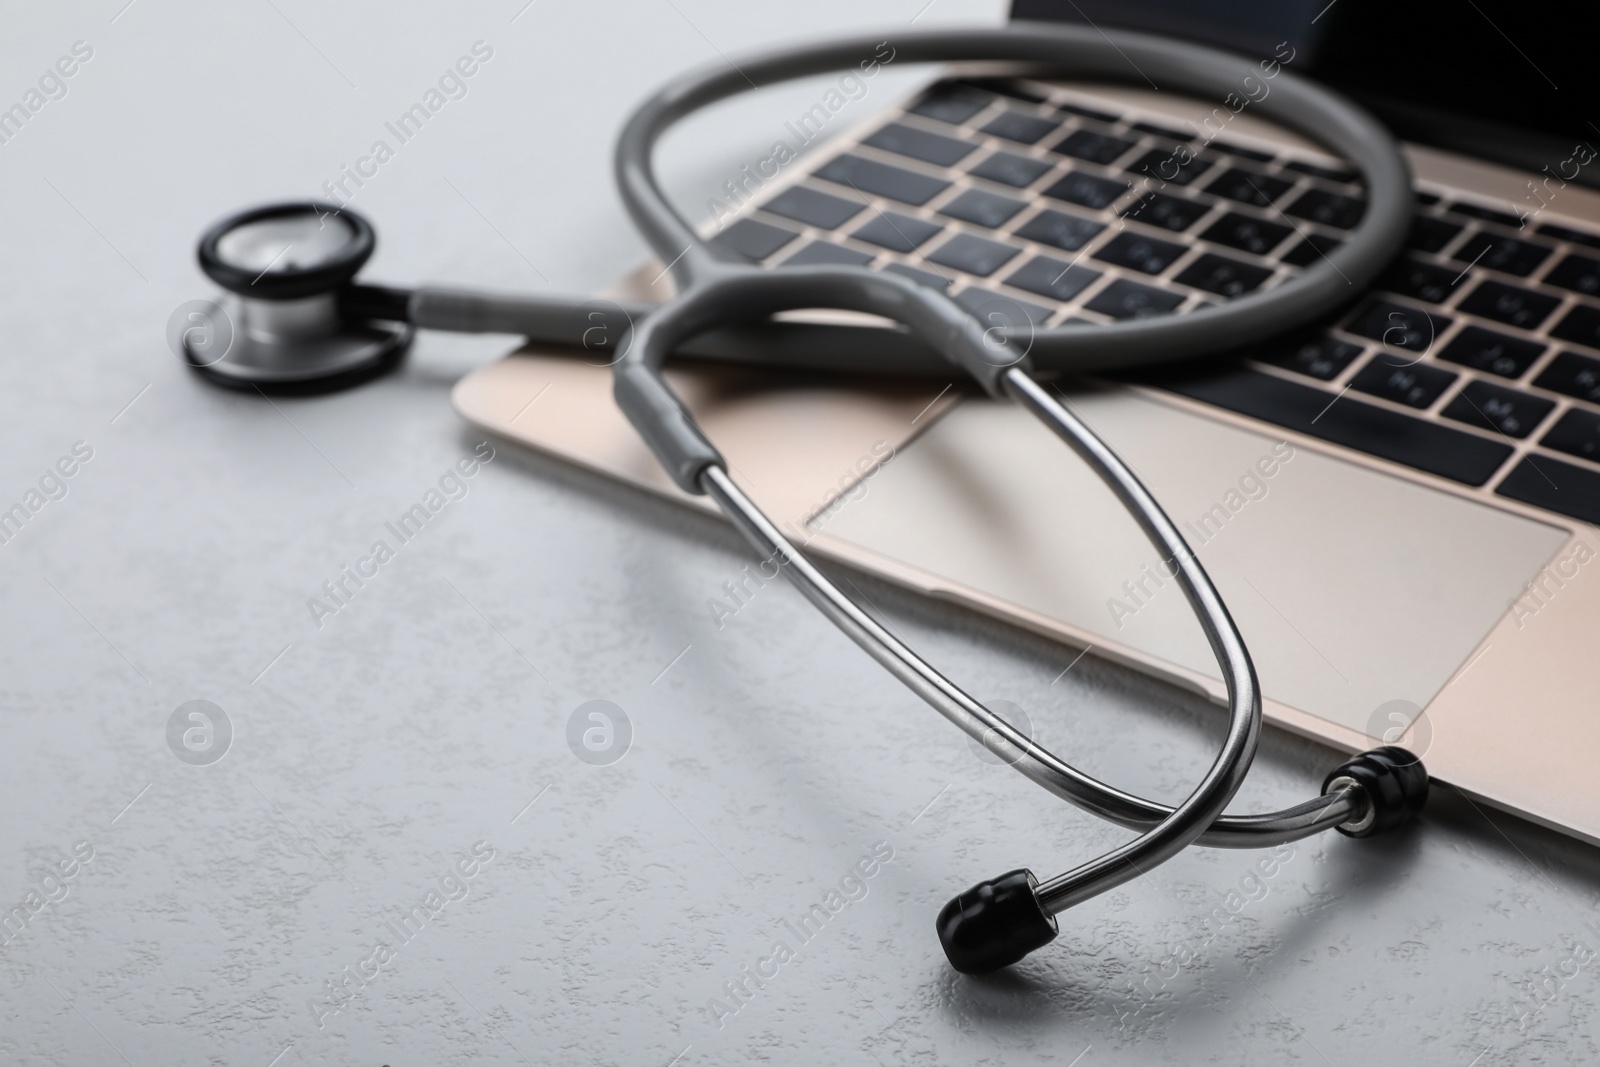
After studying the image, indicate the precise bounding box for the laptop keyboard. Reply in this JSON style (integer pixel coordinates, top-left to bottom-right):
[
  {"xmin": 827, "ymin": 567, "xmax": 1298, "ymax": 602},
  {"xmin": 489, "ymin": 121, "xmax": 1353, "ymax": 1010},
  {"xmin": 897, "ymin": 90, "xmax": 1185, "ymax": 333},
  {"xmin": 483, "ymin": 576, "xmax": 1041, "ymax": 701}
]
[{"xmin": 715, "ymin": 76, "xmax": 1600, "ymax": 527}]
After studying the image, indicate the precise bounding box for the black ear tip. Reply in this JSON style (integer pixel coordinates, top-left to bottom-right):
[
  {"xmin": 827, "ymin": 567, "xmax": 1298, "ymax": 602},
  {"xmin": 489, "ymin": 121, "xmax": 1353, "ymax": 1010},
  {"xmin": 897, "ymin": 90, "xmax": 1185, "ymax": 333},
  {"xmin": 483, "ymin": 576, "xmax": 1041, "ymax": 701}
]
[
  {"xmin": 1322, "ymin": 745, "xmax": 1429, "ymax": 837},
  {"xmin": 936, "ymin": 868, "xmax": 1058, "ymax": 974}
]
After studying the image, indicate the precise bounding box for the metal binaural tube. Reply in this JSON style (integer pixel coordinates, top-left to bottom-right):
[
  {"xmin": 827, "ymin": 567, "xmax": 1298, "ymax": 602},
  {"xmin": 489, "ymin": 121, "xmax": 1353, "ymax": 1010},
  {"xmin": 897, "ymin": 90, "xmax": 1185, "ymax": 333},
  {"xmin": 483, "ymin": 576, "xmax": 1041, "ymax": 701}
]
[{"xmin": 697, "ymin": 454, "xmax": 1357, "ymax": 871}]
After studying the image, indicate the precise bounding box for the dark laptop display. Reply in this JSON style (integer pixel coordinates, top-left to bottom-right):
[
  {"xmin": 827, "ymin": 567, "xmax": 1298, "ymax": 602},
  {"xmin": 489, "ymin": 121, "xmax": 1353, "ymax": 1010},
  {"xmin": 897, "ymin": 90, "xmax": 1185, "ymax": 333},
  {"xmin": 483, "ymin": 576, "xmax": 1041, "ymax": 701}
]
[{"xmin": 1012, "ymin": 0, "xmax": 1598, "ymax": 183}]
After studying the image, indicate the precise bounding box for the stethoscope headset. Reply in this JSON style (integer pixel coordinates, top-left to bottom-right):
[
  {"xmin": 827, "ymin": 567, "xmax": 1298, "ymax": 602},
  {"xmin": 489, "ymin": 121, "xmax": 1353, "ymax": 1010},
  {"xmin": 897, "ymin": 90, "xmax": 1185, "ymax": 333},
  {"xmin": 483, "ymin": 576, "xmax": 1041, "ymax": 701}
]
[{"xmin": 181, "ymin": 25, "xmax": 1428, "ymax": 974}]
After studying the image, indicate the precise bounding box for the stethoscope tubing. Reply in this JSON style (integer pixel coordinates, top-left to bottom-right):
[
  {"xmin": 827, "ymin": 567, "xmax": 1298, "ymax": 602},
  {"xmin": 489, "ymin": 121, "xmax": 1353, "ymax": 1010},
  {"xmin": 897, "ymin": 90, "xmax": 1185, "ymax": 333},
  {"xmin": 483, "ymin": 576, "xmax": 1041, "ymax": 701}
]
[
  {"xmin": 602, "ymin": 23, "xmax": 1416, "ymax": 924},
  {"xmin": 615, "ymin": 24, "xmax": 1412, "ymax": 371}
]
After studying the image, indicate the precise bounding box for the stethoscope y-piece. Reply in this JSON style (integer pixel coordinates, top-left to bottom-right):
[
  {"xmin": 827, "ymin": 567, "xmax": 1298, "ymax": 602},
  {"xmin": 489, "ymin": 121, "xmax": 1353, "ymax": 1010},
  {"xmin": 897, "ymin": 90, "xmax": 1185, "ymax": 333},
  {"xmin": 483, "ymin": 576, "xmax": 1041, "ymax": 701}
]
[{"xmin": 185, "ymin": 24, "xmax": 1427, "ymax": 974}]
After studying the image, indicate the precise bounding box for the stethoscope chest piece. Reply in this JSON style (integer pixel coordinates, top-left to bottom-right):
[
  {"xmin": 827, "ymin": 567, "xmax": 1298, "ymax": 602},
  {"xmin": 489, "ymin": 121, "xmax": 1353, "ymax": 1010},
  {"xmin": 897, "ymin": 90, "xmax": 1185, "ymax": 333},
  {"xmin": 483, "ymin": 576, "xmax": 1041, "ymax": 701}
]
[{"xmin": 187, "ymin": 202, "xmax": 411, "ymax": 393}]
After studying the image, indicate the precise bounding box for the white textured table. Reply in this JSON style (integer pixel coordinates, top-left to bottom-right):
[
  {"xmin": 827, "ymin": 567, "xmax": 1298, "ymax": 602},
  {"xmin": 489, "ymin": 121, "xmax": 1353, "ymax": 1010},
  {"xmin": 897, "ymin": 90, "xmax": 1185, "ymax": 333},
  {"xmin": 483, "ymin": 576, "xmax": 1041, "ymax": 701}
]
[{"xmin": 2, "ymin": 2, "xmax": 1597, "ymax": 1064}]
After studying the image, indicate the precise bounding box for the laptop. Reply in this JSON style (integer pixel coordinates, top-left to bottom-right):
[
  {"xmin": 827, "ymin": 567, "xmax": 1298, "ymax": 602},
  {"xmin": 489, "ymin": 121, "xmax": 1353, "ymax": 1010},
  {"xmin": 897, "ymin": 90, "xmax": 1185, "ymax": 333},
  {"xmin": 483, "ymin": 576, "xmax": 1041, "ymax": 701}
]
[{"xmin": 454, "ymin": 0, "xmax": 1600, "ymax": 842}]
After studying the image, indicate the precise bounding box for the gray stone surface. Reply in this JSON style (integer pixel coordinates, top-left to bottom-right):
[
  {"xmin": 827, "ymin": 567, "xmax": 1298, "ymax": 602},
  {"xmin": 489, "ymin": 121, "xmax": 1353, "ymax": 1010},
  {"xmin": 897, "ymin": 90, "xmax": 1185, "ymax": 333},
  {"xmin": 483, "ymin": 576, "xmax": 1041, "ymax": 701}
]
[{"xmin": 1, "ymin": 2, "xmax": 1596, "ymax": 1064}]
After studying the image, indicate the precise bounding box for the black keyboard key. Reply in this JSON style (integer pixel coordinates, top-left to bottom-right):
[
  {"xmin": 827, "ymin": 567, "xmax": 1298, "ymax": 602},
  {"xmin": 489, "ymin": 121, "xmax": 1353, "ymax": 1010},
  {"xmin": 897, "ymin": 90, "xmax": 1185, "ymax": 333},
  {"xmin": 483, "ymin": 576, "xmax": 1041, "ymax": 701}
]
[
  {"xmin": 1120, "ymin": 193, "xmax": 1211, "ymax": 232},
  {"xmin": 1041, "ymin": 171, "xmax": 1129, "ymax": 210},
  {"xmin": 1125, "ymin": 147, "xmax": 1215, "ymax": 187},
  {"xmin": 760, "ymin": 186, "xmax": 864, "ymax": 230},
  {"xmin": 1280, "ymin": 233, "xmax": 1342, "ymax": 267},
  {"xmin": 1256, "ymin": 334, "xmax": 1364, "ymax": 380},
  {"xmin": 1442, "ymin": 380, "xmax": 1555, "ymax": 438},
  {"xmin": 1206, "ymin": 167, "xmax": 1295, "ymax": 207},
  {"xmin": 1451, "ymin": 231, "xmax": 1553, "ymax": 277},
  {"xmin": 1542, "ymin": 407, "xmax": 1600, "ymax": 462},
  {"xmin": 968, "ymin": 150, "xmax": 1053, "ymax": 188},
  {"xmin": 1086, "ymin": 278, "xmax": 1185, "ymax": 319},
  {"xmin": 1004, "ymin": 255, "xmax": 1101, "ymax": 302},
  {"xmin": 939, "ymin": 188, "xmax": 1026, "ymax": 229},
  {"xmin": 954, "ymin": 286, "xmax": 1053, "ymax": 326},
  {"xmin": 1284, "ymin": 159, "xmax": 1358, "ymax": 184},
  {"xmin": 850, "ymin": 211, "xmax": 944, "ymax": 253},
  {"xmin": 1545, "ymin": 254, "xmax": 1600, "ymax": 296},
  {"xmin": 717, "ymin": 218, "xmax": 798, "ymax": 260},
  {"xmin": 1210, "ymin": 141, "xmax": 1277, "ymax": 163},
  {"xmin": 1347, "ymin": 299, "xmax": 1450, "ymax": 352},
  {"xmin": 1445, "ymin": 202, "xmax": 1524, "ymax": 229},
  {"xmin": 1056, "ymin": 101, "xmax": 1118, "ymax": 123},
  {"xmin": 1379, "ymin": 257, "xmax": 1466, "ymax": 304},
  {"xmin": 1497, "ymin": 455, "xmax": 1600, "ymax": 523},
  {"xmin": 1408, "ymin": 215, "xmax": 1464, "ymax": 253},
  {"xmin": 910, "ymin": 84, "xmax": 991, "ymax": 125},
  {"xmin": 1093, "ymin": 231, "xmax": 1188, "ymax": 274},
  {"xmin": 1285, "ymin": 188, "xmax": 1365, "ymax": 229},
  {"xmin": 1052, "ymin": 128, "xmax": 1137, "ymax": 165},
  {"xmin": 1014, "ymin": 208, "xmax": 1105, "ymax": 252},
  {"xmin": 1533, "ymin": 350, "xmax": 1600, "ymax": 403},
  {"xmin": 1457, "ymin": 279, "xmax": 1561, "ymax": 330},
  {"xmin": 981, "ymin": 110, "xmax": 1061, "ymax": 145},
  {"xmin": 960, "ymin": 77, "xmax": 1046, "ymax": 104},
  {"xmin": 1438, "ymin": 325, "xmax": 1546, "ymax": 378},
  {"xmin": 1551, "ymin": 305, "xmax": 1600, "ymax": 350},
  {"xmin": 882, "ymin": 262, "xmax": 951, "ymax": 289},
  {"xmin": 781, "ymin": 241, "xmax": 875, "ymax": 267},
  {"xmin": 1156, "ymin": 367, "xmax": 1512, "ymax": 486},
  {"xmin": 1539, "ymin": 223, "xmax": 1600, "ymax": 251},
  {"xmin": 1202, "ymin": 212, "xmax": 1293, "ymax": 256},
  {"xmin": 815, "ymin": 154, "xmax": 950, "ymax": 206},
  {"xmin": 1131, "ymin": 120, "xmax": 1193, "ymax": 141},
  {"xmin": 863, "ymin": 122, "xmax": 976, "ymax": 167},
  {"xmin": 1350, "ymin": 354, "xmax": 1458, "ymax": 408},
  {"xmin": 1174, "ymin": 252, "xmax": 1274, "ymax": 296},
  {"xmin": 926, "ymin": 233, "xmax": 1021, "ymax": 276}
]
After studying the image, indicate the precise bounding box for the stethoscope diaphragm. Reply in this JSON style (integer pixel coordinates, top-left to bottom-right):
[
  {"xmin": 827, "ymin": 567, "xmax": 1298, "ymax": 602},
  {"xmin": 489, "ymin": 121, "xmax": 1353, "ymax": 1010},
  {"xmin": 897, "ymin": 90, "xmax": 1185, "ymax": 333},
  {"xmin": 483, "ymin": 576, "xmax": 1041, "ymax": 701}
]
[{"xmin": 181, "ymin": 201, "xmax": 411, "ymax": 393}]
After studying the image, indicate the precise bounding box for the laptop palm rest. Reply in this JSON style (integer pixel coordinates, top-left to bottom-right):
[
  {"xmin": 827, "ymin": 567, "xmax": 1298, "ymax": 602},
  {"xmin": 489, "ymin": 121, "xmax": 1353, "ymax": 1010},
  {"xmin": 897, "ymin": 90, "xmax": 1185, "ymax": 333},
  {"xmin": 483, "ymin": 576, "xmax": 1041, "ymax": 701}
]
[{"xmin": 820, "ymin": 387, "xmax": 1568, "ymax": 735}]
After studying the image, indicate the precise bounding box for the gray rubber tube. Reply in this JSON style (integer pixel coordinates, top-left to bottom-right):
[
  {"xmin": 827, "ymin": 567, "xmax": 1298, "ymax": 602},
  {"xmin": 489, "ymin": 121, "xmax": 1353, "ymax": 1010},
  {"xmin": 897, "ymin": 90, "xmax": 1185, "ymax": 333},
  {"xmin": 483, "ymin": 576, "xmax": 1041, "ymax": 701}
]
[
  {"xmin": 603, "ymin": 24, "xmax": 1411, "ymax": 941},
  {"xmin": 613, "ymin": 23, "xmax": 1412, "ymax": 373},
  {"xmin": 408, "ymin": 285, "xmax": 950, "ymax": 374}
]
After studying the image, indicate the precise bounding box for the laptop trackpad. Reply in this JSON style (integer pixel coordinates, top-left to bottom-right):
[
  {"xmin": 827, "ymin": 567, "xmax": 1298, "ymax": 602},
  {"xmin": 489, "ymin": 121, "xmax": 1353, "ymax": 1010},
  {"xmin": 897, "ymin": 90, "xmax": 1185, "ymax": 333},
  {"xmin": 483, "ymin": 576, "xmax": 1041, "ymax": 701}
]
[{"xmin": 818, "ymin": 388, "xmax": 1568, "ymax": 734}]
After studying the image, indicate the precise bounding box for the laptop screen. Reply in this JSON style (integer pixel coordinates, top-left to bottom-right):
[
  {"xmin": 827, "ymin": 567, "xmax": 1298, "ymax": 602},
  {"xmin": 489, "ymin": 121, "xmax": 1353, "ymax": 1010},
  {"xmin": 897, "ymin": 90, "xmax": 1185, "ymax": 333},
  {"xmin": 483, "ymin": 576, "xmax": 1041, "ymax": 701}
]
[{"xmin": 1012, "ymin": 0, "xmax": 1597, "ymax": 184}]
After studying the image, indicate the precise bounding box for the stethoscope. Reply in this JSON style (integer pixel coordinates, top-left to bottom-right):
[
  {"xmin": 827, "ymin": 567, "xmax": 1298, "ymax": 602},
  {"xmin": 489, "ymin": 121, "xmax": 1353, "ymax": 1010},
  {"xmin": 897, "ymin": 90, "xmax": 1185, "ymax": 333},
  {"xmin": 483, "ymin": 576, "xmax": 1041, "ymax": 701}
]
[{"xmin": 182, "ymin": 25, "xmax": 1429, "ymax": 974}]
